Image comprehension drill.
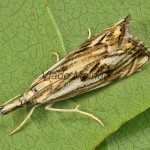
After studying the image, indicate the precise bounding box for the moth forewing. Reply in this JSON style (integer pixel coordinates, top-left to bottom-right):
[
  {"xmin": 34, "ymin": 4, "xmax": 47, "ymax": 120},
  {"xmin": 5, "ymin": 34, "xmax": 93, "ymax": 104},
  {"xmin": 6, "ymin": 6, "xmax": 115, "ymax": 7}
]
[{"xmin": 0, "ymin": 15, "xmax": 149, "ymax": 135}]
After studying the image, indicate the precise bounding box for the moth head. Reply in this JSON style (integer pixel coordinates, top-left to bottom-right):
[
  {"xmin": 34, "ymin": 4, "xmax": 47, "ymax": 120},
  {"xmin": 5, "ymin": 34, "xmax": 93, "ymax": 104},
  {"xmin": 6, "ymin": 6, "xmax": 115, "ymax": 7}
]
[{"xmin": 23, "ymin": 80, "xmax": 51, "ymax": 104}]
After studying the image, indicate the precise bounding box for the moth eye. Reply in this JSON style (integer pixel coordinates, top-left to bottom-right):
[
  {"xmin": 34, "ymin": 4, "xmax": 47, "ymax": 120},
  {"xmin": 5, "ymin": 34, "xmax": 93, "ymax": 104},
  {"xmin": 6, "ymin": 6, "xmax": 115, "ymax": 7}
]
[{"xmin": 32, "ymin": 87, "xmax": 38, "ymax": 93}]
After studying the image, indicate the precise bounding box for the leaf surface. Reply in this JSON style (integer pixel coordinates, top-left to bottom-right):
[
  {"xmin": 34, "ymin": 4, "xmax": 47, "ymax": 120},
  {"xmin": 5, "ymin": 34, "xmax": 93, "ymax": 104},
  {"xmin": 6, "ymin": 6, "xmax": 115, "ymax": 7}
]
[
  {"xmin": 97, "ymin": 109, "xmax": 150, "ymax": 150},
  {"xmin": 0, "ymin": 0, "xmax": 150, "ymax": 150}
]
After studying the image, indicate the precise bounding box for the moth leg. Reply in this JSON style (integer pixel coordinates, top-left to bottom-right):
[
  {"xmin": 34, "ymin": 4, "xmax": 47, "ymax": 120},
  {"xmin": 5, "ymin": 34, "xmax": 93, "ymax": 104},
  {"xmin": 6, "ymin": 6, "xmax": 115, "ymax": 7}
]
[
  {"xmin": 88, "ymin": 28, "xmax": 92, "ymax": 39},
  {"xmin": 10, "ymin": 105, "xmax": 38, "ymax": 135},
  {"xmin": 45, "ymin": 104, "xmax": 104, "ymax": 126},
  {"xmin": 52, "ymin": 52, "xmax": 60, "ymax": 62},
  {"xmin": 1, "ymin": 94, "xmax": 22, "ymax": 106}
]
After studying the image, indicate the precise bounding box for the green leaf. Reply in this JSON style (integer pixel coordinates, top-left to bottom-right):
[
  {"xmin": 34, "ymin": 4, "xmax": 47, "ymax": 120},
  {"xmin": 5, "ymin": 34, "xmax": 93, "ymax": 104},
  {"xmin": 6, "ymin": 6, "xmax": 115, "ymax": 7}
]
[
  {"xmin": 0, "ymin": 0, "xmax": 150, "ymax": 150},
  {"xmin": 97, "ymin": 108, "xmax": 150, "ymax": 150}
]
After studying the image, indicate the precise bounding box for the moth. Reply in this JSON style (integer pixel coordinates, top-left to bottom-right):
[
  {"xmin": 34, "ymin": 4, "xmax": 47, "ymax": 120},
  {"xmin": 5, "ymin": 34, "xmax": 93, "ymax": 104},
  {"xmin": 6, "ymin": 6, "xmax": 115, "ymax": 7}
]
[{"xmin": 0, "ymin": 15, "xmax": 149, "ymax": 135}]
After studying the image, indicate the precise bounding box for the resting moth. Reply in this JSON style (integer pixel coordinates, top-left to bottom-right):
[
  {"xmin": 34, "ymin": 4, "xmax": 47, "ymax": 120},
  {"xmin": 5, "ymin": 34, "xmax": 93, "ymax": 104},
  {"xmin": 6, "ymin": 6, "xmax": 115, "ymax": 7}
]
[{"xmin": 0, "ymin": 15, "xmax": 149, "ymax": 135}]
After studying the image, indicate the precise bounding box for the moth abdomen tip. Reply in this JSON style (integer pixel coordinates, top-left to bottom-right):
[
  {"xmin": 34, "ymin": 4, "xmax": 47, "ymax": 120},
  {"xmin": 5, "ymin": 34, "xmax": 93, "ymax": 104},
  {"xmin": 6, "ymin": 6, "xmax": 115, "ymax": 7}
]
[
  {"xmin": 124, "ymin": 14, "xmax": 131, "ymax": 23},
  {"xmin": 126, "ymin": 14, "xmax": 131, "ymax": 19}
]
